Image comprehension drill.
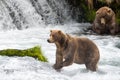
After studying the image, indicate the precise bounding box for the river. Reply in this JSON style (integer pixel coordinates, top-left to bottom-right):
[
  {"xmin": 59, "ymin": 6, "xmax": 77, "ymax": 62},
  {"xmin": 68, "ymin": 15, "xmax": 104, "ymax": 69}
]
[
  {"xmin": 0, "ymin": 0, "xmax": 120, "ymax": 80},
  {"xmin": 0, "ymin": 23, "xmax": 120, "ymax": 80}
]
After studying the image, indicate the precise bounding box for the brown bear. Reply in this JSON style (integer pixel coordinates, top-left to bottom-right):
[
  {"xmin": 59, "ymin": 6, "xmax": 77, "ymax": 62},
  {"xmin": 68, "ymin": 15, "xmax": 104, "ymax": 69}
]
[
  {"xmin": 47, "ymin": 30, "xmax": 100, "ymax": 71},
  {"xmin": 92, "ymin": 6, "xmax": 118, "ymax": 34}
]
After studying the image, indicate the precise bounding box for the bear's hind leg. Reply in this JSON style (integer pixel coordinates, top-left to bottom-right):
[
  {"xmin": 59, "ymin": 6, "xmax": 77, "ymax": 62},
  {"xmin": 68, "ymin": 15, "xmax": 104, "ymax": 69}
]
[{"xmin": 85, "ymin": 62, "xmax": 97, "ymax": 71}]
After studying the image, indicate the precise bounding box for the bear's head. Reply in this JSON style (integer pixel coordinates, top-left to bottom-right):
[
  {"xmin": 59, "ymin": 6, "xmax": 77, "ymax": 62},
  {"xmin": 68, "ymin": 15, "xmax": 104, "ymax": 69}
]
[
  {"xmin": 47, "ymin": 30, "xmax": 67, "ymax": 44},
  {"xmin": 96, "ymin": 6, "xmax": 114, "ymax": 25}
]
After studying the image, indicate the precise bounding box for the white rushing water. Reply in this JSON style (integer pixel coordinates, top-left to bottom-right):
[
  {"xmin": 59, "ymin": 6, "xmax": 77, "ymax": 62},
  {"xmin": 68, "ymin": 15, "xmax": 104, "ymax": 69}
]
[
  {"xmin": 0, "ymin": 0, "xmax": 120, "ymax": 80},
  {"xmin": 0, "ymin": 24, "xmax": 120, "ymax": 80}
]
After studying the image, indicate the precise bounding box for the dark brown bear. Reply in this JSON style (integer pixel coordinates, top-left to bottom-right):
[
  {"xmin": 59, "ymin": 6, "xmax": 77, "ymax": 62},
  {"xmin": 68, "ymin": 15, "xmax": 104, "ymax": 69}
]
[
  {"xmin": 47, "ymin": 30, "xmax": 100, "ymax": 71},
  {"xmin": 92, "ymin": 6, "xmax": 118, "ymax": 34}
]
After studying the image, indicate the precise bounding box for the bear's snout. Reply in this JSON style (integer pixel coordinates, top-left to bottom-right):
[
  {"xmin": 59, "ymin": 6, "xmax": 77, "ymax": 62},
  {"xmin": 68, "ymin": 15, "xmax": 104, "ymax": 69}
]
[
  {"xmin": 47, "ymin": 37, "xmax": 55, "ymax": 43},
  {"xmin": 47, "ymin": 39, "xmax": 50, "ymax": 43},
  {"xmin": 101, "ymin": 18, "xmax": 105, "ymax": 24}
]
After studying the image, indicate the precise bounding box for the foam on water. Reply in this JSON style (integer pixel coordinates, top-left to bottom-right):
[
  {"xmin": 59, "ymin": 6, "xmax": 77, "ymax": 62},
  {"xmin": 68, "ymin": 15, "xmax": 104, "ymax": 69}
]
[
  {"xmin": 0, "ymin": 0, "xmax": 120, "ymax": 79},
  {"xmin": 0, "ymin": 24, "xmax": 120, "ymax": 80}
]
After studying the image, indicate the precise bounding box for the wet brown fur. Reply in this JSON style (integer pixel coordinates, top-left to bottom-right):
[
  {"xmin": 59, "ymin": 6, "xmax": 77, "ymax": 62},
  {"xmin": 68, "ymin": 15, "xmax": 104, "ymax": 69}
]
[
  {"xmin": 92, "ymin": 6, "xmax": 118, "ymax": 35},
  {"xmin": 47, "ymin": 30, "xmax": 100, "ymax": 71}
]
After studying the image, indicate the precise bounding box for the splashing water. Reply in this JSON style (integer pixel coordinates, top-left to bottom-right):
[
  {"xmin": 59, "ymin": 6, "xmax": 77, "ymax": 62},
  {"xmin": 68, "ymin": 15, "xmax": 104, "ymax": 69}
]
[
  {"xmin": 0, "ymin": 0, "xmax": 72, "ymax": 30},
  {"xmin": 0, "ymin": 0, "xmax": 120, "ymax": 80}
]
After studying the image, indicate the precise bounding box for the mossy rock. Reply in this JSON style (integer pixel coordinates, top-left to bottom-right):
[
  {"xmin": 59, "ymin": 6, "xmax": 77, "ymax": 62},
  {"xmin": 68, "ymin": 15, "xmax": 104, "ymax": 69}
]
[{"xmin": 0, "ymin": 46, "xmax": 48, "ymax": 62}]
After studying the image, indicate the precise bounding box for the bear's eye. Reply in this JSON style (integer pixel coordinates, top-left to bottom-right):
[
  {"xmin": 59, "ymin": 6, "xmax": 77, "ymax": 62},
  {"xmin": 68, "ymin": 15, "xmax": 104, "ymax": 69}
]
[{"xmin": 52, "ymin": 35, "xmax": 55, "ymax": 37}]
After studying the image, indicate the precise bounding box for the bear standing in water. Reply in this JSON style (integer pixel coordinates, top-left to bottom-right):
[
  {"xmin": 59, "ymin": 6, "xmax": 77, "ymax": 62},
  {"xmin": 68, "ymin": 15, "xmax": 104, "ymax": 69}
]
[
  {"xmin": 92, "ymin": 6, "xmax": 119, "ymax": 35},
  {"xmin": 47, "ymin": 30, "xmax": 100, "ymax": 71}
]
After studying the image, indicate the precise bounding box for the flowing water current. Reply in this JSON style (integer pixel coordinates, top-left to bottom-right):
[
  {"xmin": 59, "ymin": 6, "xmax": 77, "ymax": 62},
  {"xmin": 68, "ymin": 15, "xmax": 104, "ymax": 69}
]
[
  {"xmin": 0, "ymin": 0, "xmax": 120, "ymax": 80},
  {"xmin": 0, "ymin": 24, "xmax": 120, "ymax": 80}
]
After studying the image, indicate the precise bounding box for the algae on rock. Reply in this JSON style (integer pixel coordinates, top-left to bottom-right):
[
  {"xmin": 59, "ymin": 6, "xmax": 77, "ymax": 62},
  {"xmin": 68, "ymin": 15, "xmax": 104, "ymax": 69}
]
[{"xmin": 0, "ymin": 46, "xmax": 48, "ymax": 62}]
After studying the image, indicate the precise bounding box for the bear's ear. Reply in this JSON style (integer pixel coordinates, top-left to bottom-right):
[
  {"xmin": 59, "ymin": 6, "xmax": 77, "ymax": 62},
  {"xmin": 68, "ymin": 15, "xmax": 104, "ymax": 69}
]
[
  {"xmin": 107, "ymin": 9, "xmax": 111, "ymax": 13},
  {"xmin": 50, "ymin": 30, "xmax": 52, "ymax": 33},
  {"xmin": 58, "ymin": 30, "xmax": 61, "ymax": 34},
  {"xmin": 96, "ymin": 11, "xmax": 99, "ymax": 14}
]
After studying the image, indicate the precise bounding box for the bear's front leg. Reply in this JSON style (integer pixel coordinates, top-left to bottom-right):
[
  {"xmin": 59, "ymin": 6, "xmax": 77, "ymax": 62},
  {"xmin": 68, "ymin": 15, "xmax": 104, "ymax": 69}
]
[
  {"xmin": 62, "ymin": 55, "xmax": 74, "ymax": 67},
  {"xmin": 62, "ymin": 48, "xmax": 75, "ymax": 67},
  {"xmin": 53, "ymin": 49, "xmax": 63, "ymax": 70},
  {"xmin": 93, "ymin": 22, "xmax": 105, "ymax": 34},
  {"xmin": 109, "ymin": 22, "xmax": 117, "ymax": 35},
  {"xmin": 53, "ymin": 63, "xmax": 63, "ymax": 70}
]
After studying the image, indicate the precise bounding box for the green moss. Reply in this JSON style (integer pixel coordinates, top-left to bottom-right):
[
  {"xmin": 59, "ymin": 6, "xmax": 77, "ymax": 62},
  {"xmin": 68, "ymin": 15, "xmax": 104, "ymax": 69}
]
[
  {"xmin": 98, "ymin": 0, "xmax": 107, "ymax": 3},
  {"xmin": 0, "ymin": 46, "xmax": 48, "ymax": 62},
  {"xmin": 116, "ymin": 11, "xmax": 120, "ymax": 24},
  {"xmin": 86, "ymin": 10, "xmax": 96, "ymax": 23}
]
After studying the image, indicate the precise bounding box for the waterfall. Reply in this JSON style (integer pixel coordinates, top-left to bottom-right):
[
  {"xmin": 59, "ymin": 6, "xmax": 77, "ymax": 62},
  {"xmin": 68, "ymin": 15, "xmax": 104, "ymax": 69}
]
[
  {"xmin": 0, "ymin": 0, "xmax": 72, "ymax": 30},
  {"xmin": 0, "ymin": 0, "xmax": 16, "ymax": 30}
]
